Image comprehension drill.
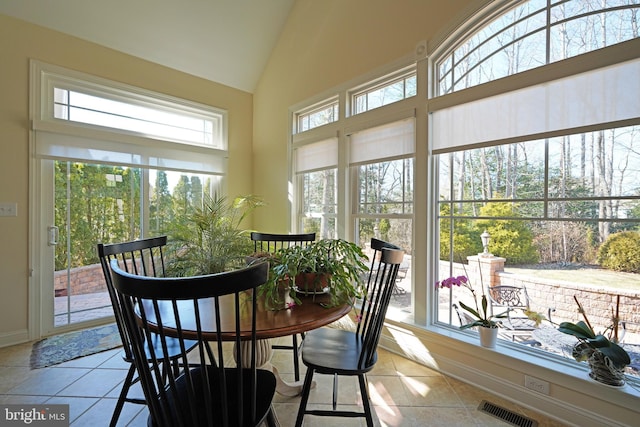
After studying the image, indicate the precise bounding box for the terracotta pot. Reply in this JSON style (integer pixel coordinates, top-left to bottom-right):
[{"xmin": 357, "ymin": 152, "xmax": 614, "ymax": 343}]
[
  {"xmin": 295, "ymin": 272, "xmax": 329, "ymax": 293},
  {"xmin": 479, "ymin": 326, "xmax": 498, "ymax": 348}
]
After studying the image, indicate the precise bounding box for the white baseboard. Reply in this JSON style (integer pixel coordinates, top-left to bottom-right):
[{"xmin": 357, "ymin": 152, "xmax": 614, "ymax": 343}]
[{"xmin": 0, "ymin": 329, "xmax": 30, "ymax": 349}]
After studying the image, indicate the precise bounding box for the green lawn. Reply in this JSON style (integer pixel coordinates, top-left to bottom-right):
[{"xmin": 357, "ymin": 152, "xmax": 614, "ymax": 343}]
[{"xmin": 505, "ymin": 264, "xmax": 640, "ymax": 291}]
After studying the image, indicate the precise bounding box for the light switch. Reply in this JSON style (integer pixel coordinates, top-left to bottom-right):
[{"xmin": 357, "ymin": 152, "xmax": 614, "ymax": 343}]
[{"xmin": 0, "ymin": 203, "xmax": 18, "ymax": 217}]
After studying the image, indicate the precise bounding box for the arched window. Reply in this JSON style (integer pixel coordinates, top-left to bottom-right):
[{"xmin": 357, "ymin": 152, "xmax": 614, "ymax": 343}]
[
  {"xmin": 431, "ymin": 0, "xmax": 640, "ymax": 370},
  {"xmin": 436, "ymin": 0, "xmax": 640, "ymax": 94}
]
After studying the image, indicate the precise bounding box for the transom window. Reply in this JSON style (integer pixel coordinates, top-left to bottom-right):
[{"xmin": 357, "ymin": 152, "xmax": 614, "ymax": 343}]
[
  {"xmin": 53, "ymin": 88, "xmax": 221, "ymax": 148},
  {"xmin": 437, "ymin": 0, "xmax": 640, "ymax": 95},
  {"xmin": 350, "ymin": 66, "xmax": 417, "ymax": 115},
  {"xmin": 294, "ymin": 97, "xmax": 339, "ymax": 133},
  {"xmin": 33, "ymin": 62, "xmax": 227, "ymax": 176},
  {"xmin": 44, "ymin": 72, "xmax": 226, "ymax": 149}
]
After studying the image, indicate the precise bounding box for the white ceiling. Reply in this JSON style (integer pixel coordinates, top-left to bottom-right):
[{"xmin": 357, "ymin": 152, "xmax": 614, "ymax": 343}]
[{"xmin": 0, "ymin": 0, "xmax": 295, "ymax": 93}]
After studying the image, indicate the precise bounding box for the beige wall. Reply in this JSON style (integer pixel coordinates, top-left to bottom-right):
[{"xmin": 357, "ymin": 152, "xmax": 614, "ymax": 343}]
[
  {"xmin": 0, "ymin": 14, "xmax": 254, "ymax": 340},
  {"xmin": 252, "ymin": 0, "xmax": 481, "ymax": 232}
]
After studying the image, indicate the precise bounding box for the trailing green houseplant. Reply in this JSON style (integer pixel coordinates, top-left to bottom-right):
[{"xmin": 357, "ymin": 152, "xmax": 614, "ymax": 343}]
[
  {"xmin": 166, "ymin": 194, "xmax": 264, "ymax": 276},
  {"xmin": 262, "ymin": 238, "xmax": 369, "ymax": 308}
]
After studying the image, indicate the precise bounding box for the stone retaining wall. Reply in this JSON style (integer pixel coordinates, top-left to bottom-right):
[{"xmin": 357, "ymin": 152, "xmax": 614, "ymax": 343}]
[
  {"xmin": 498, "ymin": 272, "xmax": 640, "ymax": 337},
  {"xmin": 61, "ymin": 258, "xmax": 640, "ymax": 338},
  {"xmin": 448, "ymin": 256, "xmax": 640, "ymax": 338},
  {"xmin": 54, "ymin": 263, "xmax": 105, "ymax": 297}
]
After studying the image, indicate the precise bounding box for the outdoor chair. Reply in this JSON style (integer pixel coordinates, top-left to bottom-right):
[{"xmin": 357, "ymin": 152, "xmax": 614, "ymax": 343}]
[
  {"xmin": 295, "ymin": 238, "xmax": 404, "ymax": 427},
  {"xmin": 109, "ymin": 259, "xmax": 277, "ymax": 427},
  {"xmin": 250, "ymin": 231, "xmax": 315, "ymax": 381},
  {"xmin": 393, "ymin": 265, "xmax": 408, "ymax": 297},
  {"xmin": 97, "ymin": 236, "xmax": 198, "ymax": 427},
  {"xmin": 487, "ymin": 285, "xmax": 540, "ymax": 344}
]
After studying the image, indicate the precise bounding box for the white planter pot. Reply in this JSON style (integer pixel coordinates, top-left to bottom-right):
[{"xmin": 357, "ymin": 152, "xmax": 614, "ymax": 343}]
[{"xmin": 479, "ymin": 326, "xmax": 498, "ymax": 348}]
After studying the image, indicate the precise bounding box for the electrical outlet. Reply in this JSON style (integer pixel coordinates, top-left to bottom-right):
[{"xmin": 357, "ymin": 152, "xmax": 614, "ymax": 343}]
[
  {"xmin": 0, "ymin": 203, "xmax": 17, "ymax": 217},
  {"xmin": 525, "ymin": 375, "xmax": 549, "ymax": 395}
]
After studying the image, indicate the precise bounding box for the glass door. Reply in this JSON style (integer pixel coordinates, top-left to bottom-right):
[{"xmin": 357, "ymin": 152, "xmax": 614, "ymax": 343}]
[
  {"xmin": 51, "ymin": 161, "xmax": 143, "ymax": 328},
  {"xmin": 38, "ymin": 158, "xmax": 221, "ymax": 335}
]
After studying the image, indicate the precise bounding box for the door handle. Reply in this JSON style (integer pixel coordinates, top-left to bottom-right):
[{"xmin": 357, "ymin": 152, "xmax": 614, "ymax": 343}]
[{"xmin": 48, "ymin": 226, "xmax": 59, "ymax": 246}]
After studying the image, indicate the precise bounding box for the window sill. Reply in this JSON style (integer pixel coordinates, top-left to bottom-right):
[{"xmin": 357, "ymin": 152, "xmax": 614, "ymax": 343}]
[{"xmin": 380, "ymin": 319, "xmax": 640, "ymax": 427}]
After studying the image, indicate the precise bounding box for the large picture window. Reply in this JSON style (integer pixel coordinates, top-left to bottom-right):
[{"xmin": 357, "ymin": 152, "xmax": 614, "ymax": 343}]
[
  {"xmin": 436, "ymin": 127, "xmax": 640, "ymax": 352},
  {"xmin": 290, "ymin": 0, "xmax": 640, "ymax": 382},
  {"xmin": 431, "ymin": 0, "xmax": 640, "ymax": 374}
]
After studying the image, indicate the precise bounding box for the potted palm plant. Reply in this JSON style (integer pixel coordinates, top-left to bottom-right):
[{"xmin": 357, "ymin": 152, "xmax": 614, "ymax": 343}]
[
  {"xmin": 263, "ymin": 238, "xmax": 369, "ymax": 308},
  {"xmin": 166, "ymin": 194, "xmax": 264, "ymax": 275}
]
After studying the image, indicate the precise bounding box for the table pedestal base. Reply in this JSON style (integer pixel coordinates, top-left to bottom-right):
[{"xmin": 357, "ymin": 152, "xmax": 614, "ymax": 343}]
[{"xmin": 237, "ymin": 338, "xmax": 315, "ymax": 396}]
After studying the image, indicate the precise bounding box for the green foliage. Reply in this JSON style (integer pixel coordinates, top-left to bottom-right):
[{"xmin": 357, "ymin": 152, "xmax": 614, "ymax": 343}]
[
  {"xmin": 597, "ymin": 231, "xmax": 640, "ymax": 273},
  {"xmin": 55, "ymin": 162, "xmax": 141, "ymax": 270},
  {"xmin": 628, "ymin": 202, "xmax": 640, "ymax": 230},
  {"xmin": 149, "ymin": 171, "xmax": 173, "ymax": 237},
  {"xmin": 438, "ymin": 203, "xmax": 482, "ymax": 260},
  {"xmin": 477, "ymin": 202, "xmax": 539, "ymax": 264},
  {"xmin": 440, "ymin": 222, "xmax": 482, "ymax": 261},
  {"xmin": 458, "ymin": 294, "xmax": 507, "ymax": 329},
  {"xmin": 439, "ymin": 199, "xmax": 538, "ymax": 264},
  {"xmin": 166, "ymin": 194, "xmax": 265, "ymax": 275},
  {"xmin": 264, "ymin": 238, "xmax": 369, "ymax": 308}
]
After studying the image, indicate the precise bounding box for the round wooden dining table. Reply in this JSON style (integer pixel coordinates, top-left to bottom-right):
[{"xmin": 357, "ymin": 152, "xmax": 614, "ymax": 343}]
[{"xmin": 140, "ymin": 290, "xmax": 352, "ymax": 397}]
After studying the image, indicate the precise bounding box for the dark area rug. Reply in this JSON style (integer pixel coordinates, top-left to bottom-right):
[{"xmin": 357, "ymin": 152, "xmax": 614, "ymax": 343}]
[{"xmin": 30, "ymin": 323, "xmax": 122, "ymax": 369}]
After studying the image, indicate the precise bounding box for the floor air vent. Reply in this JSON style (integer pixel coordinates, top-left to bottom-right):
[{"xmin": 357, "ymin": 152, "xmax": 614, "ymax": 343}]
[{"xmin": 478, "ymin": 400, "xmax": 538, "ymax": 427}]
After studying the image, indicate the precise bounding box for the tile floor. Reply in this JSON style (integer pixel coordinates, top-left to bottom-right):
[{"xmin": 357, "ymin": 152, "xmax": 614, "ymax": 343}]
[{"xmin": 0, "ymin": 336, "xmax": 569, "ymax": 427}]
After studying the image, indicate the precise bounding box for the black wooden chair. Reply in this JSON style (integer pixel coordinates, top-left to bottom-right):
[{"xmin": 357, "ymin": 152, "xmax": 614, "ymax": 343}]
[
  {"xmin": 97, "ymin": 236, "xmax": 198, "ymax": 427},
  {"xmin": 250, "ymin": 231, "xmax": 315, "ymax": 381},
  {"xmin": 109, "ymin": 259, "xmax": 277, "ymax": 427},
  {"xmin": 294, "ymin": 238, "xmax": 404, "ymax": 427}
]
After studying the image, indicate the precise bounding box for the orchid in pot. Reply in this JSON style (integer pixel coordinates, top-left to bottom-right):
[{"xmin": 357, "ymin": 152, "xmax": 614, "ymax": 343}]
[
  {"xmin": 438, "ymin": 275, "xmax": 508, "ymax": 324},
  {"xmin": 558, "ymin": 296, "xmax": 630, "ymax": 386},
  {"xmin": 437, "ymin": 268, "xmax": 508, "ymax": 348}
]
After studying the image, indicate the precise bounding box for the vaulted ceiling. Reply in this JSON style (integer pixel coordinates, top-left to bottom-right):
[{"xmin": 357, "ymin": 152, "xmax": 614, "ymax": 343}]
[{"xmin": 0, "ymin": 0, "xmax": 295, "ymax": 93}]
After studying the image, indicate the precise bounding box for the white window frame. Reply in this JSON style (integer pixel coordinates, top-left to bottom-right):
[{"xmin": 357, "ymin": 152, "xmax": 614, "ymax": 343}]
[
  {"xmin": 293, "ymin": 96, "xmax": 340, "ymax": 134},
  {"xmin": 31, "ymin": 61, "xmax": 228, "ymax": 175},
  {"xmin": 289, "ymin": 1, "xmax": 640, "ymax": 422},
  {"xmin": 435, "ymin": 0, "xmax": 640, "ymax": 95},
  {"xmin": 348, "ymin": 65, "xmax": 417, "ymax": 116},
  {"xmin": 427, "ymin": 0, "xmax": 640, "ymax": 392},
  {"xmin": 290, "ymin": 61, "xmax": 417, "ymax": 315},
  {"xmin": 29, "ymin": 61, "xmax": 228, "ymax": 337}
]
